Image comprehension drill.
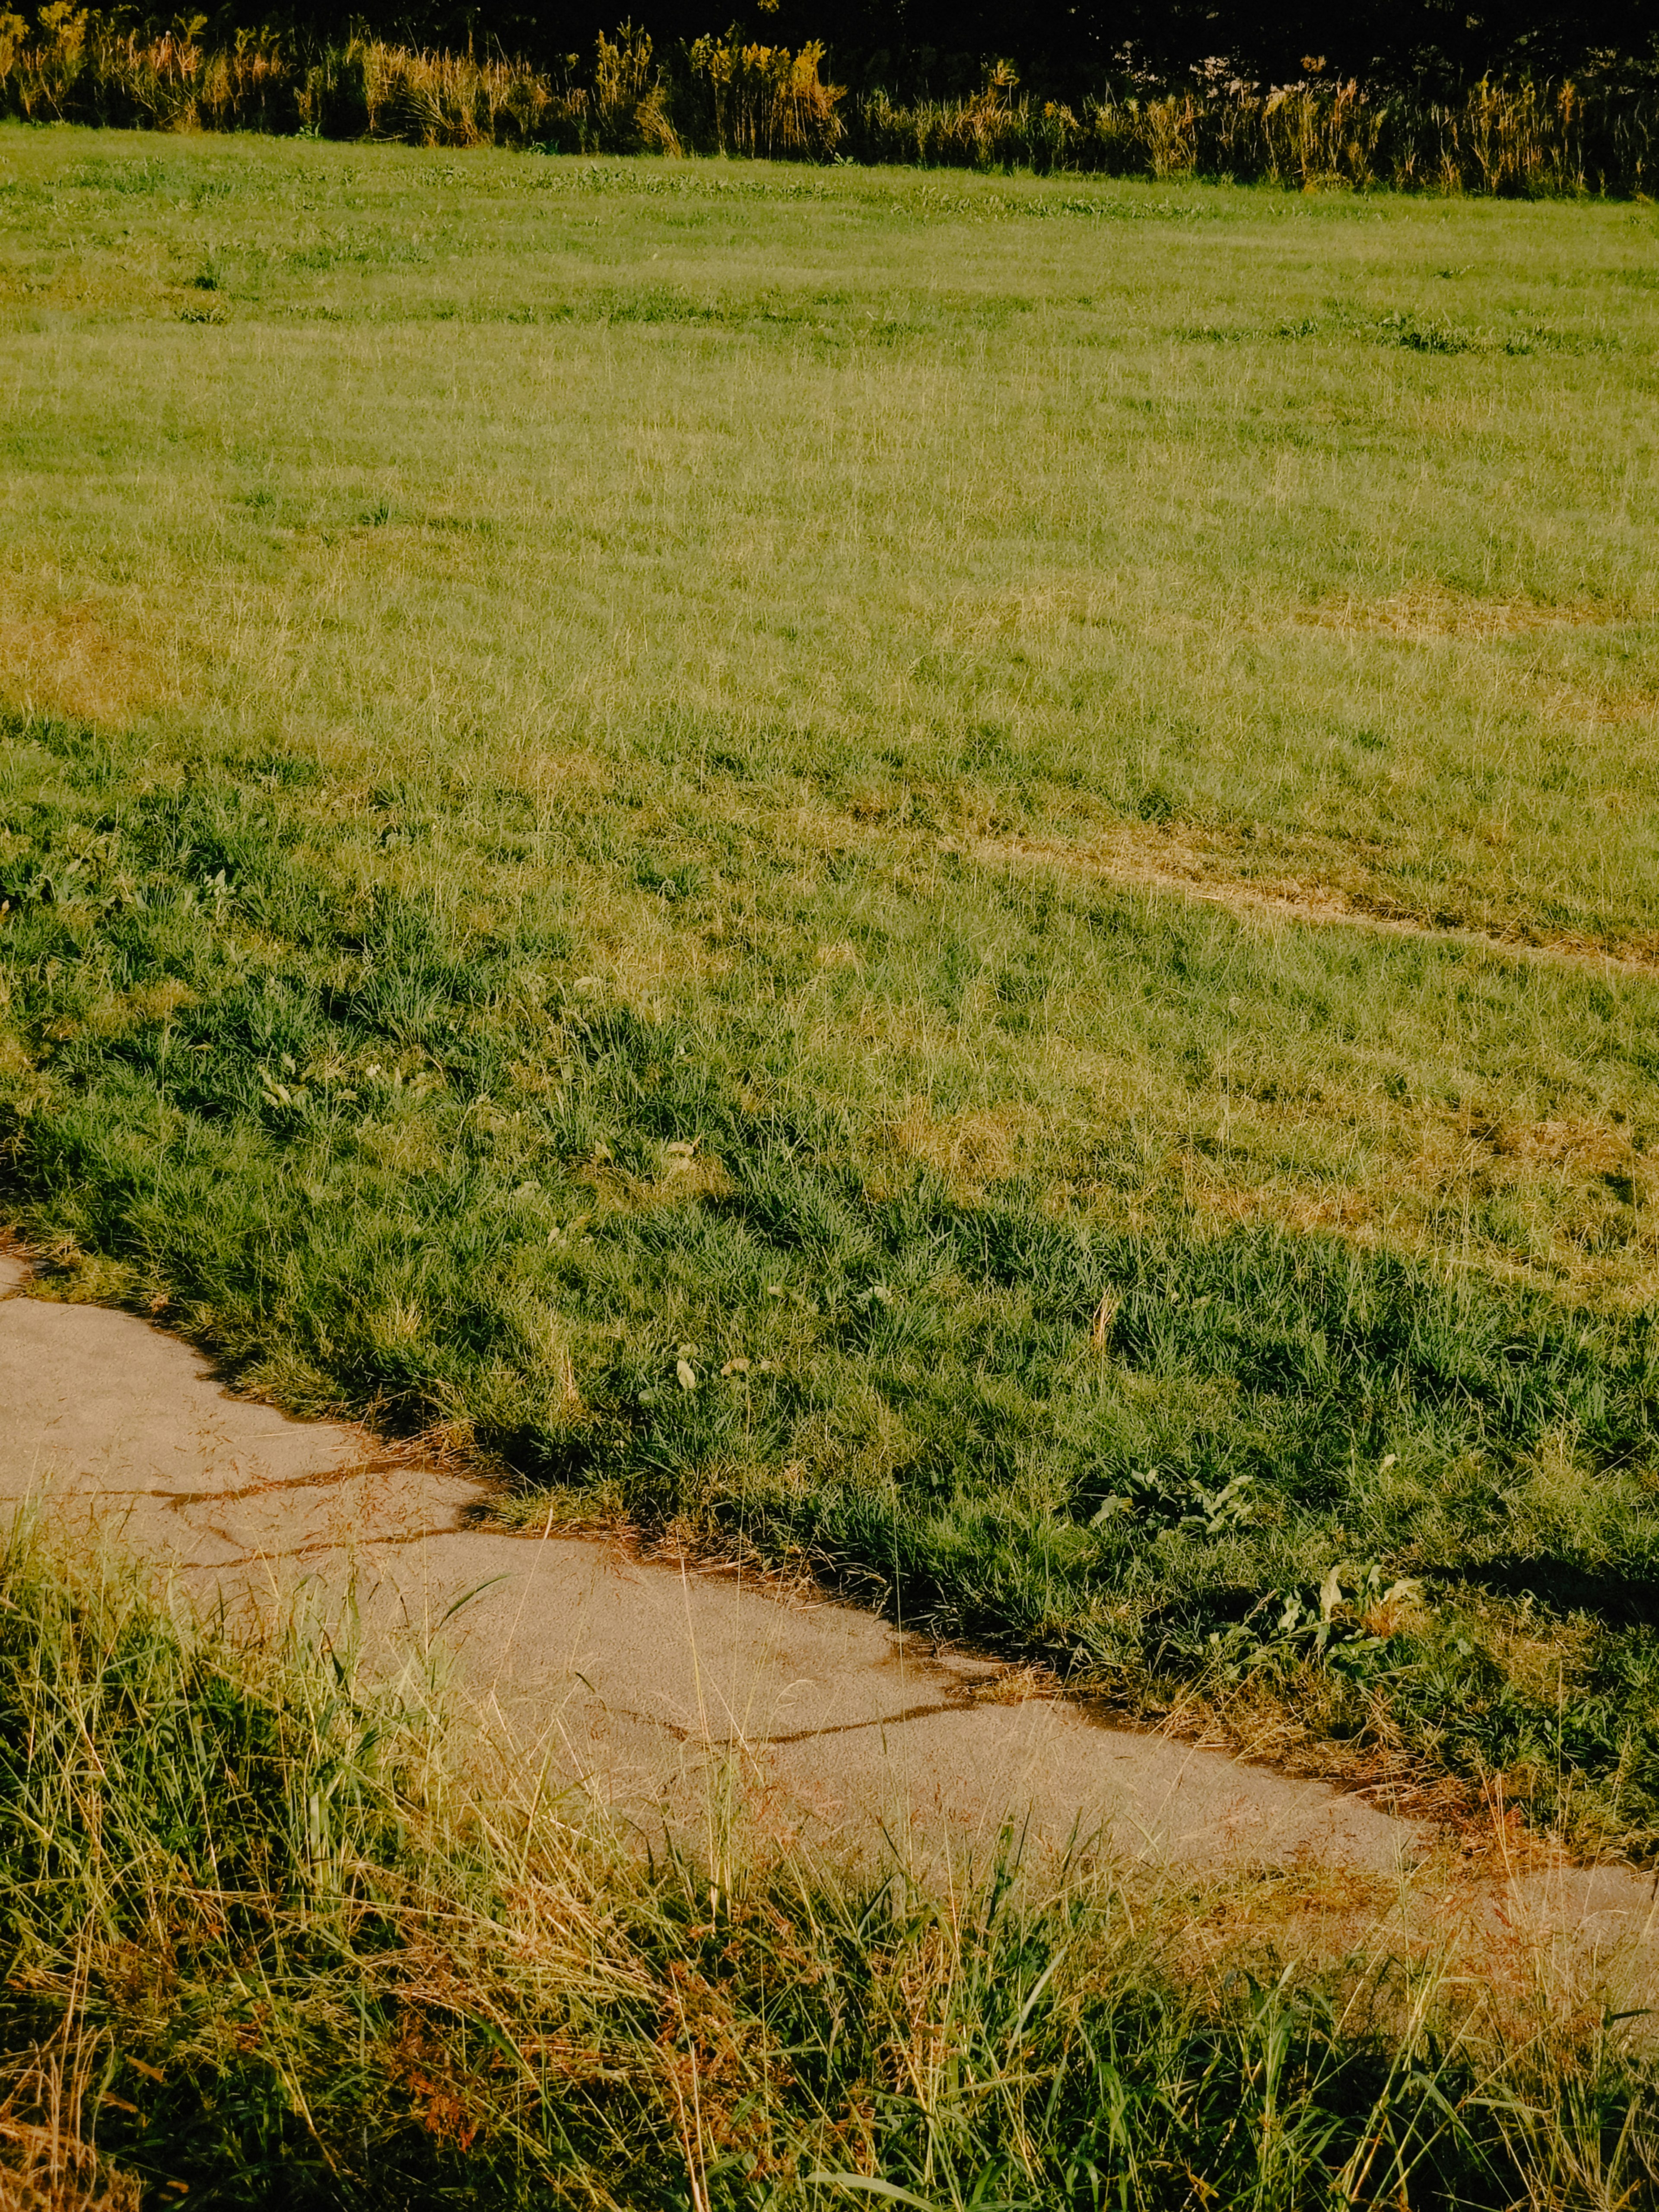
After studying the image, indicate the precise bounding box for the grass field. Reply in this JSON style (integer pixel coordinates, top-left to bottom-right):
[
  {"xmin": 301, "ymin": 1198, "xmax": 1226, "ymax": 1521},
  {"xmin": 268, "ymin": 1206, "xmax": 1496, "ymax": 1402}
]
[{"xmin": 4, "ymin": 130, "xmax": 1659, "ymax": 1862}]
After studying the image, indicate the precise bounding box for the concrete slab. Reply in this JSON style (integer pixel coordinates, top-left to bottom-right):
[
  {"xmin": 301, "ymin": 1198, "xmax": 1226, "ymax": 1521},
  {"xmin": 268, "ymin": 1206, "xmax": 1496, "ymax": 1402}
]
[
  {"xmin": 0, "ymin": 1248, "xmax": 1423, "ymax": 1871},
  {"xmin": 5, "ymin": 1235, "xmax": 1658, "ymax": 2012},
  {"xmin": 387, "ymin": 1524, "xmax": 1423, "ymax": 1871}
]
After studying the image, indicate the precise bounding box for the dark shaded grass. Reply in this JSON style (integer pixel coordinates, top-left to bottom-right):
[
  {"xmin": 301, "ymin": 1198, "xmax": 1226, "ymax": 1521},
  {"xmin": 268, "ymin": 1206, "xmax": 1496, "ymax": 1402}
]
[
  {"xmin": 2, "ymin": 1523, "xmax": 1656, "ymax": 2209},
  {"xmin": 5, "ymin": 715, "xmax": 1659, "ymax": 1850}
]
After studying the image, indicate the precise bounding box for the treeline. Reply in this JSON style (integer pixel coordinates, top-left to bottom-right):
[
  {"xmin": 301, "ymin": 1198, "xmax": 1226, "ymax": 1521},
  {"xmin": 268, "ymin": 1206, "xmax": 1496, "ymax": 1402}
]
[
  {"xmin": 5, "ymin": 14, "xmax": 1656, "ymax": 193},
  {"xmin": 9, "ymin": 0, "xmax": 1654, "ymax": 102}
]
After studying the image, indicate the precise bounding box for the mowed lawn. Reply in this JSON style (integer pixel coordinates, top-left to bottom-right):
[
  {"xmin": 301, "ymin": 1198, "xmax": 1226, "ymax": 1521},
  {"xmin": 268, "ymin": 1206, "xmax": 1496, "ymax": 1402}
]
[{"xmin": 4, "ymin": 130, "xmax": 1659, "ymax": 1846}]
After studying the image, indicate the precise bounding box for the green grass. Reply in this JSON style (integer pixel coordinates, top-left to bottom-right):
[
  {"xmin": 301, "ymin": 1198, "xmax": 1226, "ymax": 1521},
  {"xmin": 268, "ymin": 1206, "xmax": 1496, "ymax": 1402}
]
[
  {"xmin": 2, "ymin": 1520, "xmax": 1655, "ymax": 2209},
  {"xmin": 4, "ymin": 132, "xmax": 1659, "ymax": 1852}
]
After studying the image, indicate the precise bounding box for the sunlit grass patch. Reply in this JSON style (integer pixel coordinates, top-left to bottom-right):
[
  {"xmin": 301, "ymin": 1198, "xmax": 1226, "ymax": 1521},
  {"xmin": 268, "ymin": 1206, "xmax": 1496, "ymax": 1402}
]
[
  {"xmin": 6, "ymin": 702, "xmax": 1659, "ymax": 1843},
  {"xmin": 0, "ymin": 581, "xmax": 174, "ymax": 728}
]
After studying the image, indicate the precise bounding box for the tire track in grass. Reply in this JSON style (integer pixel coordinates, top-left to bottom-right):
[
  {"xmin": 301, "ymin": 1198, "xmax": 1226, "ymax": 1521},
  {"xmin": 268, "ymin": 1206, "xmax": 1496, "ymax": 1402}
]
[{"xmin": 943, "ymin": 826, "xmax": 1659, "ymax": 979}]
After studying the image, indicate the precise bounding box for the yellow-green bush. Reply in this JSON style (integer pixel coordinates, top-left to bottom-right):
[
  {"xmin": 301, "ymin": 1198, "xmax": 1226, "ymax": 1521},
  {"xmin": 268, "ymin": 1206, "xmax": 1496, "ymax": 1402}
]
[{"xmin": 682, "ymin": 31, "xmax": 844, "ymax": 159}]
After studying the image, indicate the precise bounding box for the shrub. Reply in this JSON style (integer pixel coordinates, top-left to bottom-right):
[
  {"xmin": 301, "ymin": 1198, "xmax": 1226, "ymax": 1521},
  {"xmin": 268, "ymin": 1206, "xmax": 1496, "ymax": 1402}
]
[{"xmin": 683, "ymin": 29, "xmax": 844, "ymax": 160}]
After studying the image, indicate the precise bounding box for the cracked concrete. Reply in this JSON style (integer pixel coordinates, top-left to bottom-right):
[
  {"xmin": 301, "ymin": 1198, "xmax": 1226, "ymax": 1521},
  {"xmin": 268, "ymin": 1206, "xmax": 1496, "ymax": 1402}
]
[
  {"xmin": 0, "ymin": 1248, "xmax": 1419, "ymax": 1870},
  {"xmin": 3, "ymin": 1243, "xmax": 1657, "ymax": 1998}
]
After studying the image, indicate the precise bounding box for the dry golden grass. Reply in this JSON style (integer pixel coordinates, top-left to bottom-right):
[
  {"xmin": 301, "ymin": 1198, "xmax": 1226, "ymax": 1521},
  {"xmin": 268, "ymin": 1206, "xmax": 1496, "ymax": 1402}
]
[
  {"xmin": 0, "ymin": 2046, "xmax": 138, "ymax": 2212},
  {"xmin": 1299, "ymin": 585, "xmax": 1644, "ymax": 644},
  {"xmin": 0, "ymin": 590, "xmax": 167, "ymax": 726},
  {"xmin": 881, "ymin": 1100, "xmax": 1036, "ymax": 1192}
]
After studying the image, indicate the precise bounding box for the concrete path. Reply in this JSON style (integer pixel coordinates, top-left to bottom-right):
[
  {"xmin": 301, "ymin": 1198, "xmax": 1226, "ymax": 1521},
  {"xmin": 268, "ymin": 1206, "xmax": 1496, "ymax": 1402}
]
[
  {"xmin": 0, "ymin": 1247, "xmax": 1417, "ymax": 1871},
  {"xmin": 3, "ymin": 1243, "xmax": 1657, "ymax": 2002}
]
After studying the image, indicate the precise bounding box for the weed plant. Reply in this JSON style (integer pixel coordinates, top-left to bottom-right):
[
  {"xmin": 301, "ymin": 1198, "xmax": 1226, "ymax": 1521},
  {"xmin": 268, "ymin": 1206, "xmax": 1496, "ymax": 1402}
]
[
  {"xmin": 0, "ymin": 1519, "xmax": 1654, "ymax": 2208},
  {"xmin": 3, "ymin": 136, "xmax": 1659, "ymax": 1850}
]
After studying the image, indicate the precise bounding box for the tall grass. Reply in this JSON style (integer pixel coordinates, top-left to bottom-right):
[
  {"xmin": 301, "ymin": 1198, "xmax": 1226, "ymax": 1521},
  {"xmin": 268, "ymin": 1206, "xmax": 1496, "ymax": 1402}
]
[
  {"xmin": 850, "ymin": 67, "xmax": 1659, "ymax": 194},
  {"xmin": 0, "ymin": 1516, "xmax": 1654, "ymax": 2208},
  {"xmin": 0, "ymin": 11, "xmax": 1653, "ymax": 189},
  {"xmin": 0, "ymin": 6, "xmax": 579, "ymax": 145},
  {"xmin": 676, "ymin": 32, "xmax": 845, "ymax": 161},
  {"xmin": 0, "ymin": 14, "xmax": 682, "ymax": 151}
]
